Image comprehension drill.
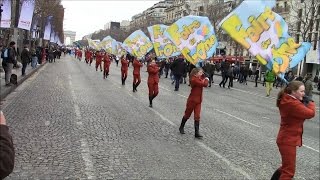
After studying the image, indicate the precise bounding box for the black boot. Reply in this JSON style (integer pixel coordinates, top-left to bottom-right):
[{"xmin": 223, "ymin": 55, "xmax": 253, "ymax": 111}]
[
  {"xmin": 133, "ymin": 83, "xmax": 136, "ymax": 92},
  {"xmin": 122, "ymin": 78, "xmax": 124, "ymax": 85},
  {"xmin": 194, "ymin": 121, "xmax": 203, "ymax": 139},
  {"xmin": 179, "ymin": 117, "xmax": 188, "ymax": 134},
  {"xmin": 271, "ymin": 168, "xmax": 281, "ymax": 180},
  {"xmin": 135, "ymin": 82, "xmax": 140, "ymax": 92},
  {"xmin": 149, "ymin": 96, "xmax": 153, "ymax": 107}
]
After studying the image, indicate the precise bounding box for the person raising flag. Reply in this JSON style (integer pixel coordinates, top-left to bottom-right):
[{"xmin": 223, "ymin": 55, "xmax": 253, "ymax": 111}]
[{"xmin": 179, "ymin": 68, "xmax": 209, "ymax": 139}]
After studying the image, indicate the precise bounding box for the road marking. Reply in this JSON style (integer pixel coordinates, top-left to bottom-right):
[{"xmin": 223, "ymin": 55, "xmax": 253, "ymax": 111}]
[
  {"xmin": 74, "ymin": 104, "xmax": 81, "ymax": 120},
  {"xmin": 214, "ymin": 109, "xmax": 260, "ymax": 128},
  {"xmin": 80, "ymin": 138, "xmax": 96, "ymax": 179},
  {"xmin": 261, "ymin": 117, "xmax": 270, "ymax": 119},
  {"xmin": 212, "ymin": 83, "xmax": 276, "ymax": 99},
  {"xmin": 303, "ymin": 144, "xmax": 319, "ymax": 153},
  {"xmin": 148, "ymin": 107, "xmax": 176, "ymax": 126},
  {"xmin": 197, "ymin": 141, "xmax": 252, "ymax": 179}
]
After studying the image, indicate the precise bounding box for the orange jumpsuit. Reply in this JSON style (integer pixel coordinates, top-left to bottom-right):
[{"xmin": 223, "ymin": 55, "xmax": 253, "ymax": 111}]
[
  {"xmin": 133, "ymin": 59, "xmax": 143, "ymax": 88},
  {"xmin": 103, "ymin": 55, "xmax": 111, "ymax": 79},
  {"xmin": 147, "ymin": 63, "xmax": 159, "ymax": 97},
  {"xmin": 121, "ymin": 58, "xmax": 129, "ymax": 84},
  {"xmin": 95, "ymin": 52, "xmax": 103, "ymax": 71},
  {"xmin": 276, "ymin": 94, "xmax": 315, "ymax": 179},
  {"xmin": 183, "ymin": 76, "xmax": 208, "ymax": 121}
]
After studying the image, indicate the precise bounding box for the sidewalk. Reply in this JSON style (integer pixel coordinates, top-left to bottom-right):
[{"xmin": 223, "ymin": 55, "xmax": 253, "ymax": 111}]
[{"xmin": 0, "ymin": 62, "xmax": 46, "ymax": 101}]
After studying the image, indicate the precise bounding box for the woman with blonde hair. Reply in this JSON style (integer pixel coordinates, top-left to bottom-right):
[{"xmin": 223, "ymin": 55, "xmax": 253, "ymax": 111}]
[
  {"xmin": 271, "ymin": 80, "xmax": 315, "ymax": 180},
  {"xmin": 179, "ymin": 67, "xmax": 209, "ymax": 138}
]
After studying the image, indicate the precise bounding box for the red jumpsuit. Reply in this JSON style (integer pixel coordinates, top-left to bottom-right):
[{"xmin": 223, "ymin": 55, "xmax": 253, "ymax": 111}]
[
  {"xmin": 132, "ymin": 59, "xmax": 143, "ymax": 91},
  {"xmin": 95, "ymin": 52, "xmax": 103, "ymax": 71},
  {"xmin": 276, "ymin": 94, "xmax": 315, "ymax": 179},
  {"xmin": 121, "ymin": 58, "xmax": 129, "ymax": 84},
  {"xmin": 183, "ymin": 75, "xmax": 208, "ymax": 121},
  {"xmin": 103, "ymin": 55, "xmax": 111, "ymax": 79},
  {"xmin": 89, "ymin": 51, "xmax": 93, "ymax": 65},
  {"xmin": 77, "ymin": 50, "xmax": 82, "ymax": 61},
  {"xmin": 147, "ymin": 63, "xmax": 159, "ymax": 97}
]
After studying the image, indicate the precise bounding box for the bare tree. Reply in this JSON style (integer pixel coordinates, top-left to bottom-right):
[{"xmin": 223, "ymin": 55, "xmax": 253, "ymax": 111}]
[{"xmin": 288, "ymin": 0, "xmax": 319, "ymax": 43}]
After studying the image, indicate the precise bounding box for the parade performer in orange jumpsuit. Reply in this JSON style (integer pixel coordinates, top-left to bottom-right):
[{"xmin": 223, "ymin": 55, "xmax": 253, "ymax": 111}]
[
  {"xmin": 132, "ymin": 57, "xmax": 143, "ymax": 92},
  {"xmin": 95, "ymin": 51, "xmax": 103, "ymax": 71},
  {"xmin": 147, "ymin": 60, "xmax": 159, "ymax": 107},
  {"xmin": 271, "ymin": 81, "xmax": 315, "ymax": 180},
  {"xmin": 179, "ymin": 68, "xmax": 209, "ymax": 138},
  {"xmin": 103, "ymin": 53, "xmax": 111, "ymax": 79},
  {"xmin": 121, "ymin": 55, "xmax": 129, "ymax": 85}
]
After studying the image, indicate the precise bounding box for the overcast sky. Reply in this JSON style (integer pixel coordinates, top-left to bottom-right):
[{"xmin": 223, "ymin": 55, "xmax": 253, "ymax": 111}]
[{"xmin": 62, "ymin": 0, "xmax": 160, "ymax": 40}]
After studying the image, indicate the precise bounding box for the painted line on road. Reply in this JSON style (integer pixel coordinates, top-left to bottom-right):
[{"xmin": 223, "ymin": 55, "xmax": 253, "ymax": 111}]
[
  {"xmin": 212, "ymin": 83, "xmax": 276, "ymax": 99},
  {"xmin": 197, "ymin": 141, "xmax": 252, "ymax": 179},
  {"xmin": 111, "ymin": 79, "xmax": 177, "ymax": 126},
  {"xmin": 303, "ymin": 144, "xmax": 319, "ymax": 153},
  {"xmin": 80, "ymin": 138, "xmax": 96, "ymax": 179},
  {"xmin": 68, "ymin": 74, "xmax": 96, "ymax": 178},
  {"xmin": 261, "ymin": 117, "xmax": 270, "ymax": 119},
  {"xmin": 74, "ymin": 104, "xmax": 82, "ymax": 120},
  {"xmin": 214, "ymin": 109, "xmax": 260, "ymax": 128},
  {"xmin": 148, "ymin": 107, "xmax": 176, "ymax": 126}
]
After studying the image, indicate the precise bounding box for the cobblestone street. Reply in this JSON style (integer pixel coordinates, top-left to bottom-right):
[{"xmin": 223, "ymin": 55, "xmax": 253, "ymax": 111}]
[{"xmin": 2, "ymin": 55, "xmax": 319, "ymax": 179}]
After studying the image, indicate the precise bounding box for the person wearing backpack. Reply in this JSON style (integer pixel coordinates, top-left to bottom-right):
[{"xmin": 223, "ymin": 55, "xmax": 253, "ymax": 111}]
[
  {"xmin": 265, "ymin": 70, "xmax": 276, "ymax": 97},
  {"xmin": 2, "ymin": 42, "xmax": 17, "ymax": 86}
]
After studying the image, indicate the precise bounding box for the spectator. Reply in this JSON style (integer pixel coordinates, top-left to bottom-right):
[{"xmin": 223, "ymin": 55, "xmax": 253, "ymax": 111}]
[
  {"xmin": 20, "ymin": 45, "xmax": 31, "ymax": 76},
  {"xmin": 2, "ymin": 41, "xmax": 17, "ymax": 86}
]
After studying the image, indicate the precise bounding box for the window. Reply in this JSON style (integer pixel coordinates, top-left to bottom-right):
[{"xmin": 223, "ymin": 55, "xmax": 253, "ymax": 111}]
[
  {"xmin": 298, "ymin": 9, "xmax": 302, "ymax": 17},
  {"xmin": 308, "ymin": 32, "xmax": 312, "ymax": 42},
  {"xmin": 296, "ymin": 34, "xmax": 300, "ymax": 42}
]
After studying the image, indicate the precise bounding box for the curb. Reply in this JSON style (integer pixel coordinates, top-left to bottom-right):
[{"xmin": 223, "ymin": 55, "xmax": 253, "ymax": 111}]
[{"xmin": 0, "ymin": 62, "xmax": 47, "ymax": 101}]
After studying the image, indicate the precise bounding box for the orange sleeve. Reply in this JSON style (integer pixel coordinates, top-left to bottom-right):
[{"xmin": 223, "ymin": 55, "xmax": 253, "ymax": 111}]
[
  {"xmin": 192, "ymin": 77, "xmax": 209, "ymax": 87},
  {"xmin": 290, "ymin": 101, "xmax": 315, "ymax": 120}
]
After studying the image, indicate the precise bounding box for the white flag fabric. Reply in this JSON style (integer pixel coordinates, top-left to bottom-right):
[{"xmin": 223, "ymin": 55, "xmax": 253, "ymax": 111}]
[
  {"xmin": 50, "ymin": 31, "xmax": 55, "ymax": 43},
  {"xmin": 54, "ymin": 34, "xmax": 59, "ymax": 43},
  {"xmin": 43, "ymin": 16, "xmax": 53, "ymax": 40},
  {"xmin": 18, "ymin": 0, "xmax": 35, "ymax": 30},
  {"xmin": 0, "ymin": 0, "xmax": 12, "ymax": 28},
  {"xmin": 31, "ymin": 15, "xmax": 39, "ymax": 38}
]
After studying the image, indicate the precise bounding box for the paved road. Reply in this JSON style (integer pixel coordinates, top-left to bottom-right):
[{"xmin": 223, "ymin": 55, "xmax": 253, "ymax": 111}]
[{"xmin": 2, "ymin": 55, "xmax": 319, "ymax": 179}]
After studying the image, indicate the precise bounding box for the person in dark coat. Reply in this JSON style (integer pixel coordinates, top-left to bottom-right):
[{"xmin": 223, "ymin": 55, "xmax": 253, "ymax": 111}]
[
  {"xmin": 170, "ymin": 55, "xmax": 186, "ymax": 91},
  {"xmin": 179, "ymin": 68, "xmax": 209, "ymax": 138},
  {"xmin": 203, "ymin": 60, "xmax": 215, "ymax": 87},
  {"xmin": 0, "ymin": 111, "xmax": 15, "ymax": 179},
  {"xmin": 254, "ymin": 69, "xmax": 260, "ymax": 87},
  {"xmin": 227, "ymin": 63, "xmax": 235, "ymax": 89},
  {"xmin": 164, "ymin": 58, "xmax": 171, "ymax": 78},
  {"xmin": 147, "ymin": 59, "xmax": 159, "ymax": 107},
  {"xmin": 20, "ymin": 45, "xmax": 31, "ymax": 76},
  {"xmin": 219, "ymin": 60, "xmax": 229, "ymax": 88},
  {"xmin": 271, "ymin": 81, "xmax": 315, "ymax": 180}
]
